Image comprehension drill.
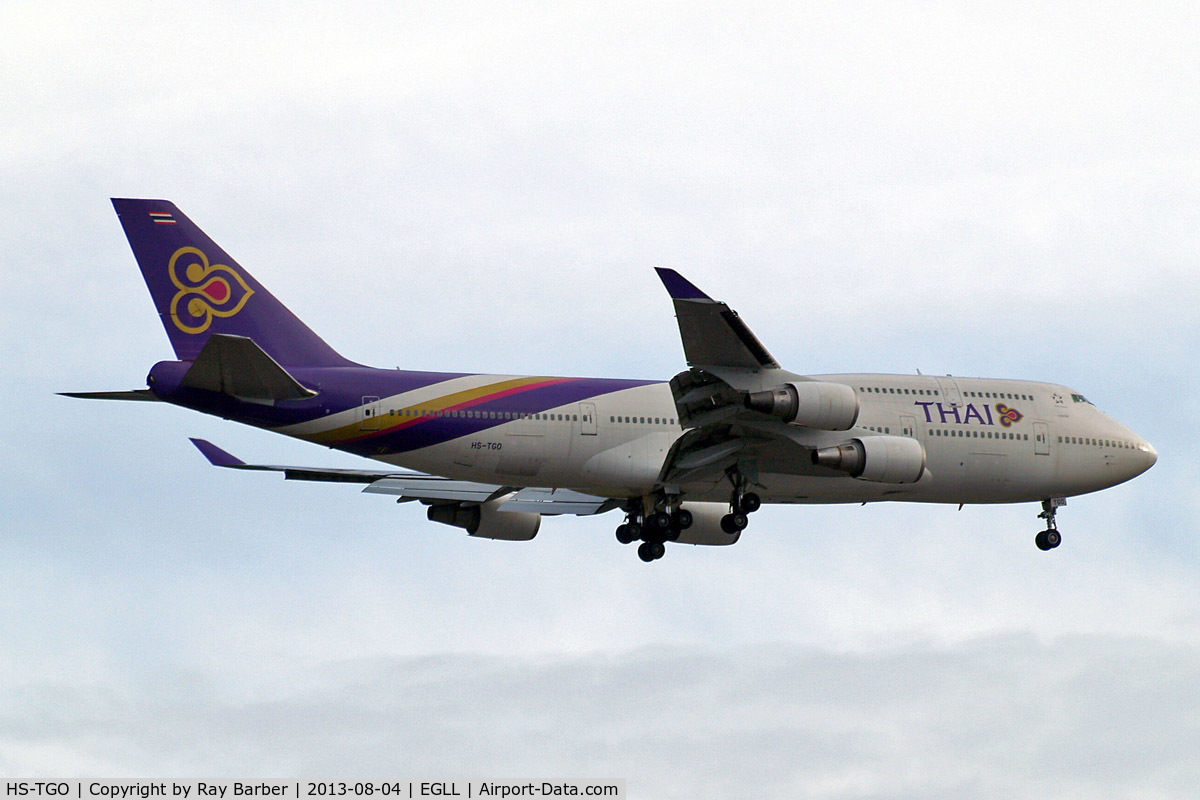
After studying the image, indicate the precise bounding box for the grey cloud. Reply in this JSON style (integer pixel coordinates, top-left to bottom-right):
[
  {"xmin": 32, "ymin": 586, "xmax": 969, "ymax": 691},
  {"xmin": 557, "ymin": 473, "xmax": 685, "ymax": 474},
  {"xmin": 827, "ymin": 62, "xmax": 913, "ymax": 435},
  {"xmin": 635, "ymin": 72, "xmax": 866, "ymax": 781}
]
[{"xmin": 4, "ymin": 637, "xmax": 1199, "ymax": 799}]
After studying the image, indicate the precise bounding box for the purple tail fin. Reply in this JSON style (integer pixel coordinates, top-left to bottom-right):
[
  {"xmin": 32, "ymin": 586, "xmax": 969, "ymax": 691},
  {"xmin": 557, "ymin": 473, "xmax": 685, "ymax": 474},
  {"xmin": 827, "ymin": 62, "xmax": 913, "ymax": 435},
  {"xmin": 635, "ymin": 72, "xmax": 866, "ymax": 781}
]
[{"xmin": 111, "ymin": 198, "xmax": 352, "ymax": 367}]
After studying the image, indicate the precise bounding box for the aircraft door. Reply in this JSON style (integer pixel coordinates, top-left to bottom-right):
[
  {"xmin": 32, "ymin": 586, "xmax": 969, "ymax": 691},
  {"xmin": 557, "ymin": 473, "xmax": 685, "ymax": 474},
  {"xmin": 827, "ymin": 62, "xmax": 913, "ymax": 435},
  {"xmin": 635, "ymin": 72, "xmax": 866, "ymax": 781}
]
[
  {"xmin": 901, "ymin": 415, "xmax": 918, "ymax": 439},
  {"xmin": 360, "ymin": 396, "xmax": 381, "ymax": 431},
  {"xmin": 935, "ymin": 377, "xmax": 962, "ymax": 408},
  {"xmin": 1034, "ymin": 422, "xmax": 1050, "ymax": 455},
  {"xmin": 580, "ymin": 402, "xmax": 598, "ymax": 435}
]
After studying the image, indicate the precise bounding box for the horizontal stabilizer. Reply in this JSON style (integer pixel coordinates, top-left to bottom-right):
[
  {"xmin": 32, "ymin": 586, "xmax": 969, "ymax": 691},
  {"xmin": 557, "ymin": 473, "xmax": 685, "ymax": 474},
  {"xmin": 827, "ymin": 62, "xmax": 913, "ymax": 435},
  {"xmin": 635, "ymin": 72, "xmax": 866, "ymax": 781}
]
[
  {"xmin": 59, "ymin": 389, "xmax": 161, "ymax": 402},
  {"xmin": 182, "ymin": 334, "xmax": 317, "ymax": 402}
]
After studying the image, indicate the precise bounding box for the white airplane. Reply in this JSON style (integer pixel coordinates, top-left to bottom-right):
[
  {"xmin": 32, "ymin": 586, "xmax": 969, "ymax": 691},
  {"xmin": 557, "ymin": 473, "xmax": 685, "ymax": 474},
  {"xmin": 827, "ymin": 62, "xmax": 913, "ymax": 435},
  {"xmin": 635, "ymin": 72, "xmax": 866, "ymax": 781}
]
[{"xmin": 66, "ymin": 199, "xmax": 1157, "ymax": 562}]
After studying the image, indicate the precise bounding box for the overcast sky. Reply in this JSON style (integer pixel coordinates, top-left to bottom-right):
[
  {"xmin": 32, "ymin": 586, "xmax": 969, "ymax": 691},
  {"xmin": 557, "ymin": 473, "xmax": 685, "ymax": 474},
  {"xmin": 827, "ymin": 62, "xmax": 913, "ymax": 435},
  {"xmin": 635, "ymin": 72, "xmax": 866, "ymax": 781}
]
[{"xmin": 3, "ymin": 2, "xmax": 1199, "ymax": 796}]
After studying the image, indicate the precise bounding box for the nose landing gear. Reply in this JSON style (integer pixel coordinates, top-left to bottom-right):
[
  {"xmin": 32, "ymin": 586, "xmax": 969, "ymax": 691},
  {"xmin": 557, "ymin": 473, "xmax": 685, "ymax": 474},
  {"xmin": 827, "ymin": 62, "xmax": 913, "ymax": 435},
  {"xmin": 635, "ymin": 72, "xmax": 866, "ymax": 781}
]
[{"xmin": 1035, "ymin": 498, "xmax": 1065, "ymax": 551}]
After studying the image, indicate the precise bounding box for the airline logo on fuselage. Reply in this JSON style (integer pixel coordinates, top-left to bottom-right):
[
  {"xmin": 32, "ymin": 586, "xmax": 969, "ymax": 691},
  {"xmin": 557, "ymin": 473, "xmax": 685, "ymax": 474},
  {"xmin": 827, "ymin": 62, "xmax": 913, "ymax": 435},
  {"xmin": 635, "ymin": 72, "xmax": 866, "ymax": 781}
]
[
  {"xmin": 167, "ymin": 246, "xmax": 255, "ymax": 334},
  {"xmin": 913, "ymin": 400, "xmax": 1024, "ymax": 427}
]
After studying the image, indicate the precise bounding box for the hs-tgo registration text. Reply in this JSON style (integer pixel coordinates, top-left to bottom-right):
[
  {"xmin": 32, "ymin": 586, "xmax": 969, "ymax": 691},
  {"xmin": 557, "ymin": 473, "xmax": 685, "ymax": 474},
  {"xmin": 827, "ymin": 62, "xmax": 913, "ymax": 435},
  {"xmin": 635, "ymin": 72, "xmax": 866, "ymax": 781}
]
[{"xmin": 5, "ymin": 783, "xmax": 624, "ymax": 799}]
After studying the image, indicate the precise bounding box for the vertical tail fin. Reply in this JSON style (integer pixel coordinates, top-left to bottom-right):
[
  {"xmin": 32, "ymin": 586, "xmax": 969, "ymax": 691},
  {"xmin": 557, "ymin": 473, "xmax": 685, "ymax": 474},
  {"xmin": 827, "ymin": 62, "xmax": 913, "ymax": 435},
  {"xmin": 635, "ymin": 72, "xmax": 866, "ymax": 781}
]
[{"xmin": 111, "ymin": 198, "xmax": 352, "ymax": 367}]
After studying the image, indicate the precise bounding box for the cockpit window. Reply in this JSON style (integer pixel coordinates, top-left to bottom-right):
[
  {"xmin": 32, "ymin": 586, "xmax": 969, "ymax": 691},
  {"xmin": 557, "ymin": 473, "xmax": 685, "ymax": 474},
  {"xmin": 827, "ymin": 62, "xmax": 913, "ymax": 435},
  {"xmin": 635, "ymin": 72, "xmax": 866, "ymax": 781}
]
[{"xmin": 1071, "ymin": 393, "xmax": 1092, "ymax": 404}]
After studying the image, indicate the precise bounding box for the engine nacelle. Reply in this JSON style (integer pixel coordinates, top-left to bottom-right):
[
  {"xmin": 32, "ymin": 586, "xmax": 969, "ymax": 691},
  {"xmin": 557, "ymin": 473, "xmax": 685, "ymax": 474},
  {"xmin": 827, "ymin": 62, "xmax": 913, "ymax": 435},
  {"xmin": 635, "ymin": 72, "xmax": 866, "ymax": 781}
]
[
  {"xmin": 744, "ymin": 381, "xmax": 859, "ymax": 431},
  {"xmin": 672, "ymin": 502, "xmax": 741, "ymax": 546},
  {"xmin": 427, "ymin": 500, "xmax": 541, "ymax": 541},
  {"xmin": 812, "ymin": 435, "xmax": 926, "ymax": 484}
]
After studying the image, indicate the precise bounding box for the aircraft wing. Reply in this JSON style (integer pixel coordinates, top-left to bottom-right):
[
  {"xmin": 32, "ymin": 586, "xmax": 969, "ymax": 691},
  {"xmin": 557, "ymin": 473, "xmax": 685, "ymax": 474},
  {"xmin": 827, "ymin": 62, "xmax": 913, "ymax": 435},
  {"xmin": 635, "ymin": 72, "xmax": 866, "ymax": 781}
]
[
  {"xmin": 655, "ymin": 268, "xmax": 780, "ymax": 371},
  {"xmin": 190, "ymin": 439, "xmax": 613, "ymax": 515},
  {"xmin": 654, "ymin": 269, "xmax": 850, "ymax": 486}
]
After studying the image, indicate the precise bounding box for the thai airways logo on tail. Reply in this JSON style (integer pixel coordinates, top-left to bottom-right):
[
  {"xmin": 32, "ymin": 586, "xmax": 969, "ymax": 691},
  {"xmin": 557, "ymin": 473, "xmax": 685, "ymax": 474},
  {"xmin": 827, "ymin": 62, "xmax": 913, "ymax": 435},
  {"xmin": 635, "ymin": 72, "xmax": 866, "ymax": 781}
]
[{"xmin": 167, "ymin": 246, "xmax": 255, "ymax": 334}]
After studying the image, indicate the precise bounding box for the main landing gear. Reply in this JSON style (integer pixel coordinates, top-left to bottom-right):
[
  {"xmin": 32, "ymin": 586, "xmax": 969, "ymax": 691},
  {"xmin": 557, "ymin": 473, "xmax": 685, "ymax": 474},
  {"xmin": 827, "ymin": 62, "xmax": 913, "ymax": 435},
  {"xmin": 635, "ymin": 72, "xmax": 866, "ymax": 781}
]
[
  {"xmin": 721, "ymin": 470, "xmax": 760, "ymax": 535},
  {"xmin": 615, "ymin": 472, "xmax": 763, "ymax": 563},
  {"xmin": 615, "ymin": 504, "xmax": 694, "ymax": 562},
  {"xmin": 720, "ymin": 491, "xmax": 759, "ymax": 534},
  {"xmin": 1035, "ymin": 498, "xmax": 1064, "ymax": 551}
]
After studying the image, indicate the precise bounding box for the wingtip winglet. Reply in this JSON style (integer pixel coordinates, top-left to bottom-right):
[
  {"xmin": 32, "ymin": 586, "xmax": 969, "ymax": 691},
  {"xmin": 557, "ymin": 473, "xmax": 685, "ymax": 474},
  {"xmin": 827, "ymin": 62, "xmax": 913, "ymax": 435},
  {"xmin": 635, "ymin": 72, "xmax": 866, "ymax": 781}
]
[
  {"xmin": 189, "ymin": 437, "xmax": 245, "ymax": 467},
  {"xmin": 655, "ymin": 267, "xmax": 712, "ymax": 301}
]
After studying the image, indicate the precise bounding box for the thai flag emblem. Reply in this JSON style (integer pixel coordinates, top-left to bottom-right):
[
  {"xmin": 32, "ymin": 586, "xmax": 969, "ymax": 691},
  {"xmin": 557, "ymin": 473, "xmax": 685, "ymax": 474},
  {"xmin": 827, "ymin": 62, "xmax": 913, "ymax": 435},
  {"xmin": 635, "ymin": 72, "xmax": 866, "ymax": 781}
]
[{"xmin": 149, "ymin": 211, "xmax": 177, "ymax": 225}]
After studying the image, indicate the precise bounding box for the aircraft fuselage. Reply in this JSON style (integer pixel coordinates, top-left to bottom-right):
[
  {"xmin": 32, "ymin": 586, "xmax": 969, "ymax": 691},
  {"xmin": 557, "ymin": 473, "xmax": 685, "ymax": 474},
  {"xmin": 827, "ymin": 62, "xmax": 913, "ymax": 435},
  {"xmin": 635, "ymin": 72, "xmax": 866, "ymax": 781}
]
[{"xmin": 147, "ymin": 361, "xmax": 1155, "ymax": 506}]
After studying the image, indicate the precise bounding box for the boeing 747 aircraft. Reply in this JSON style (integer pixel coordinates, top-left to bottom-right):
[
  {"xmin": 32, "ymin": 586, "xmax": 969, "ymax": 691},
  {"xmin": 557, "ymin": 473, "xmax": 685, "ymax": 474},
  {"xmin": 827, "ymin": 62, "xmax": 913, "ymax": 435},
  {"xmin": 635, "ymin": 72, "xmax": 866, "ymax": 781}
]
[{"xmin": 66, "ymin": 199, "xmax": 1157, "ymax": 562}]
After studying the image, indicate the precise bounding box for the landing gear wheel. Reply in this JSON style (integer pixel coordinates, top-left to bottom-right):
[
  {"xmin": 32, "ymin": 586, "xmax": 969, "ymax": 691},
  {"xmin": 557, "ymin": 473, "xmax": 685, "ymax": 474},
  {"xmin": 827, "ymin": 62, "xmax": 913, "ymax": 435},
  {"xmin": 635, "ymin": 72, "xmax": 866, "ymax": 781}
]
[
  {"xmin": 674, "ymin": 508, "xmax": 693, "ymax": 530},
  {"xmin": 1035, "ymin": 499, "xmax": 1064, "ymax": 552},
  {"xmin": 649, "ymin": 511, "xmax": 672, "ymax": 531},
  {"xmin": 637, "ymin": 541, "xmax": 666, "ymax": 562},
  {"xmin": 739, "ymin": 492, "xmax": 761, "ymax": 514},
  {"xmin": 721, "ymin": 512, "xmax": 749, "ymax": 533},
  {"xmin": 616, "ymin": 523, "xmax": 639, "ymax": 545},
  {"xmin": 1035, "ymin": 529, "xmax": 1061, "ymax": 551}
]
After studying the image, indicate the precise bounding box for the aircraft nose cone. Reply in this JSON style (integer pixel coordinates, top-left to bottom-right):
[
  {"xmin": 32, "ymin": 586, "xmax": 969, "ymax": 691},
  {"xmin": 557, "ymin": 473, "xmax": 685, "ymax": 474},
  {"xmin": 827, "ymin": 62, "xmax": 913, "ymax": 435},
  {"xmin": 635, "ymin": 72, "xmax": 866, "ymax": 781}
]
[{"xmin": 1144, "ymin": 440, "xmax": 1158, "ymax": 470}]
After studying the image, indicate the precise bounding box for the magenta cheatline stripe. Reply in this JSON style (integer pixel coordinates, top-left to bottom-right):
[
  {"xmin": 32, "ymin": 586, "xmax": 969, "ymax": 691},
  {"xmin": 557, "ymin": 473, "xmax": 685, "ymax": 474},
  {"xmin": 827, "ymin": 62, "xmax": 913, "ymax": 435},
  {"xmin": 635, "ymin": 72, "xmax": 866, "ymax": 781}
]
[{"xmin": 336, "ymin": 377, "xmax": 578, "ymax": 445}]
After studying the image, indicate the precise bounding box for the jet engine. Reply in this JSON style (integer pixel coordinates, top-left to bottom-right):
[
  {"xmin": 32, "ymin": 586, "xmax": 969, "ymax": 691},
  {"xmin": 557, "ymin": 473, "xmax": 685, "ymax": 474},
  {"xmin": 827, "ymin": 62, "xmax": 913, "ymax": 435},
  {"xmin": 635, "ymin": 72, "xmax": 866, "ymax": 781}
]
[
  {"xmin": 671, "ymin": 502, "xmax": 741, "ymax": 546},
  {"xmin": 812, "ymin": 435, "xmax": 926, "ymax": 484},
  {"xmin": 744, "ymin": 381, "xmax": 859, "ymax": 430},
  {"xmin": 427, "ymin": 500, "xmax": 541, "ymax": 541}
]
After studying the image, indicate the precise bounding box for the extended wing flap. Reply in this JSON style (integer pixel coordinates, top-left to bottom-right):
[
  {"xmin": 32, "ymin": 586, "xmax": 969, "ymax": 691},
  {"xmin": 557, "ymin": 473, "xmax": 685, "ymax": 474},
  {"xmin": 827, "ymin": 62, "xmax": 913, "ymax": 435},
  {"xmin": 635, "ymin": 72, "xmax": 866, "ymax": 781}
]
[
  {"xmin": 362, "ymin": 478, "xmax": 507, "ymax": 503},
  {"xmin": 499, "ymin": 488, "xmax": 616, "ymax": 516}
]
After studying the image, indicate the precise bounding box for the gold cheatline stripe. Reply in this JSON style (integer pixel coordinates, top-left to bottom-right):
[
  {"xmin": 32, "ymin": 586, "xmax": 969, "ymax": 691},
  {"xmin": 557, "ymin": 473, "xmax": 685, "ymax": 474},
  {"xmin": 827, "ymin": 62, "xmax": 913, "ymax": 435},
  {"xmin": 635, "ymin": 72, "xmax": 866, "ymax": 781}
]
[{"xmin": 303, "ymin": 376, "xmax": 561, "ymax": 444}]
